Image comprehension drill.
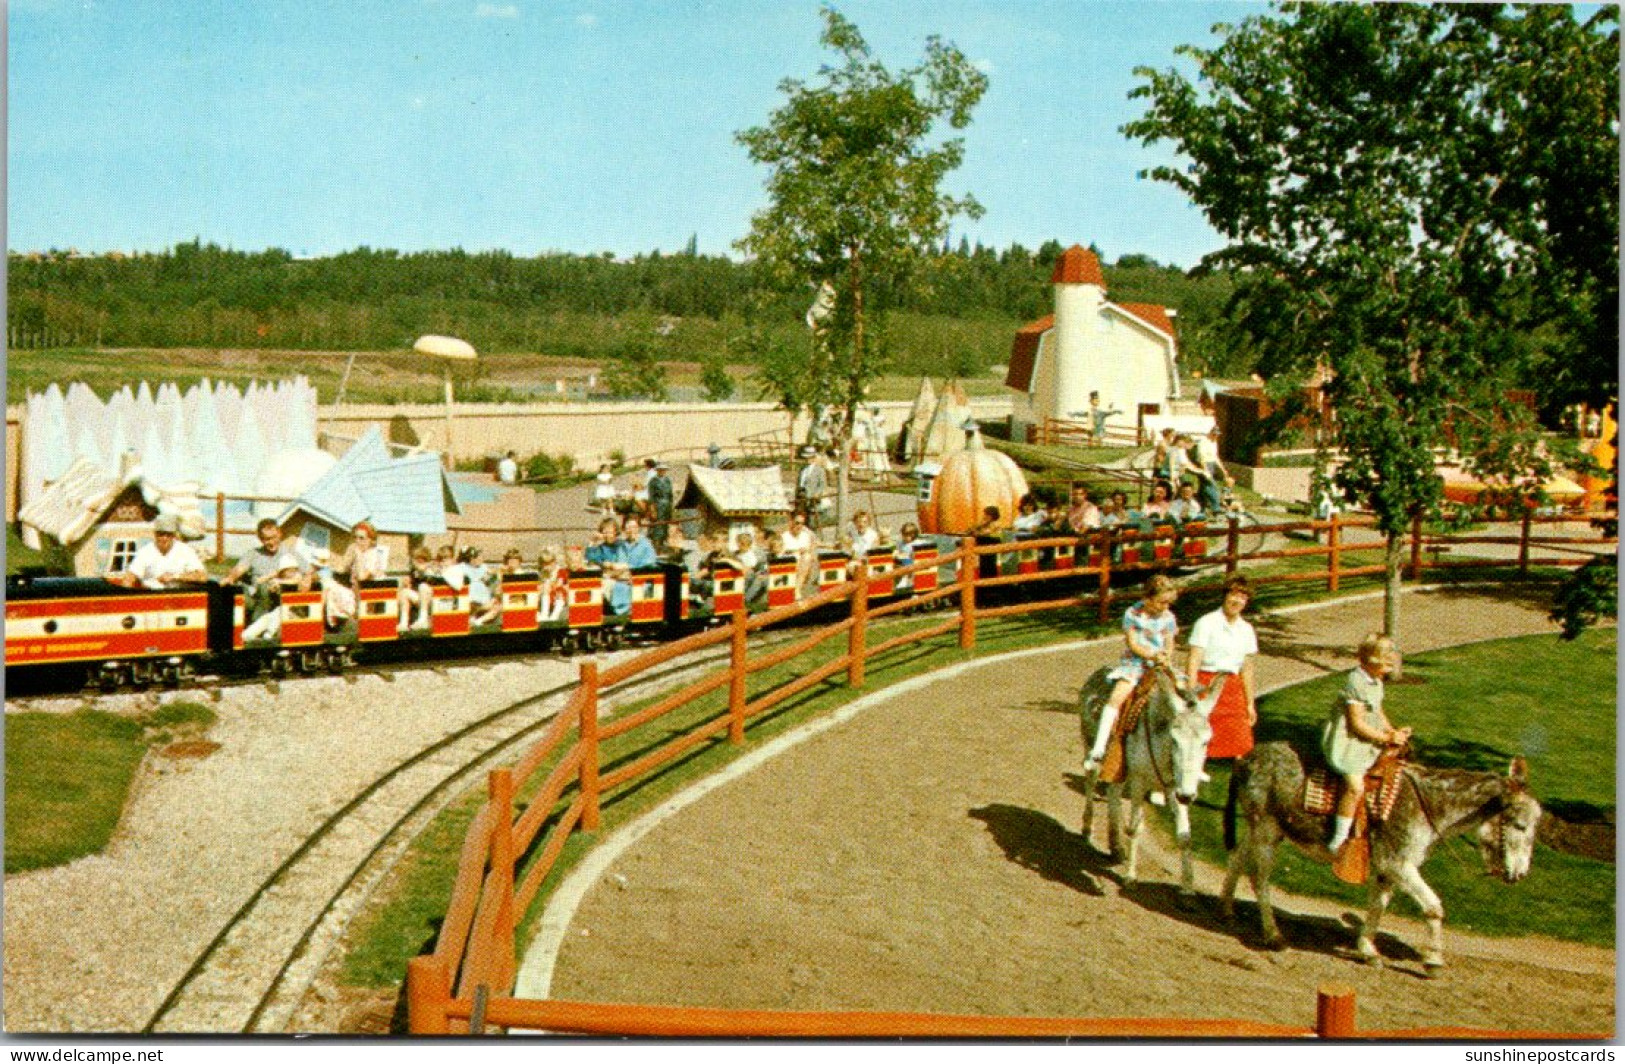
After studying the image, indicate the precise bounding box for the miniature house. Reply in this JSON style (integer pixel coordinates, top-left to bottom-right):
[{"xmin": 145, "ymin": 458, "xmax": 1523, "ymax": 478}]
[
  {"xmin": 1005, "ymin": 245, "xmax": 1181, "ymax": 442},
  {"xmin": 276, "ymin": 428, "xmax": 461, "ymax": 566},
  {"xmin": 675, "ymin": 465, "xmax": 794, "ymax": 549},
  {"xmin": 18, "ymin": 456, "xmax": 161, "ymax": 577}
]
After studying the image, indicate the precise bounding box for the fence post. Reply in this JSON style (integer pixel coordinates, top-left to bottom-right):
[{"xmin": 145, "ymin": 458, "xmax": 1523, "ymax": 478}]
[
  {"xmin": 958, "ymin": 537, "xmax": 977, "ymax": 650},
  {"xmin": 1409, "ymin": 514, "xmax": 1424, "ymax": 581},
  {"xmin": 1518, "ymin": 508, "xmax": 1533, "ymax": 575},
  {"xmin": 1225, "ymin": 516, "xmax": 1239, "ymax": 576},
  {"xmin": 1315, "ymin": 983, "xmax": 1357, "ymax": 1038},
  {"xmin": 407, "ymin": 955, "xmax": 452, "ymax": 1035},
  {"xmin": 848, "ymin": 562, "xmax": 868, "ymax": 687},
  {"xmin": 1326, "ymin": 513, "xmax": 1341, "ymax": 592},
  {"xmin": 488, "ymin": 767, "xmax": 517, "ymax": 987},
  {"xmin": 1097, "ymin": 531, "xmax": 1113, "ymax": 625},
  {"xmin": 215, "ymin": 492, "xmax": 227, "ymax": 562},
  {"xmin": 578, "ymin": 660, "xmax": 601, "ymax": 831},
  {"xmin": 728, "ymin": 609, "xmax": 748, "ymax": 744}
]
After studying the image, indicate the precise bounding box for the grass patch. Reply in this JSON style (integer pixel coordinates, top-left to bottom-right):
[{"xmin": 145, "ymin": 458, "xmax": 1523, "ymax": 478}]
[
  {"xmin": 5, "ymin": 711, "xmax": 148, "ymax": 873},
  {"xmin": 1189, "ymin": 628, "xmax": 1616, "ymax": 948},
  {"xmin": 5, "ymin": 700, "xmax": 221, "ymax": 874},
  {"xmin": 7, "ymin": 524, "xmax": 52, "ymax": 576}
]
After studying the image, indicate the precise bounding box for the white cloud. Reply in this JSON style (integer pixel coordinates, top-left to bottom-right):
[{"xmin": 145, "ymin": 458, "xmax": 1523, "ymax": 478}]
[
  {"xmin": 975, "ymin": 58, "xmax": 996, "ymax": 75},
  {"xmin": 475, "ymin": 3, "xmax": 519, "ymax": 18},
  {"xmin": 576, "ymin": 12, "xmax": 598, "ymax": 28}
]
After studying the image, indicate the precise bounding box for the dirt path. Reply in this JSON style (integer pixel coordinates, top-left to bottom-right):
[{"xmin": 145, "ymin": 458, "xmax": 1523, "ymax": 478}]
[{"xmin": 536, "ymin": 585, "xmax": 1615, "ymax": 1035}]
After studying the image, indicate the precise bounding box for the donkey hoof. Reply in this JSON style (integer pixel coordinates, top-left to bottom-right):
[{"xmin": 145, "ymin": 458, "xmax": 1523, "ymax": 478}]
[
  {"xmin": 1263, "ymin": 934, "xmax": 1287, "ymax": 952},
  {"xmin": 1422, "ymin": 956, "xmax": 1446, "ymax": 977},
  {"xmin": 1361, "ymin": 952, "xmax": 1385, "ymax": 969}
]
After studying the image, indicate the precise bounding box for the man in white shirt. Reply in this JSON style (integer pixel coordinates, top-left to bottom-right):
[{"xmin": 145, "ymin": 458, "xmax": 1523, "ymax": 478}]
[
  {"xmin": 497, "ymin": 451, "xmax": 520, "ymax": 485},
  {"xmin": 1186, "ymin": 575, "xmax": 1260, "ymax": 762},
  {"xmin": 780, "ymin": 510, "xmax": 818, "ymax": 593},
  {"xmin": 109, "ymin": 514, "xmax": 208, "ymax": 589}
]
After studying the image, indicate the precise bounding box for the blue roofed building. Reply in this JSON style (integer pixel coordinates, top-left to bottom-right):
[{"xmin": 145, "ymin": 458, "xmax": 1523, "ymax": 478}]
[{"xmin": 276, "ymin": 428, "xmax": 460, "ymax": 568}]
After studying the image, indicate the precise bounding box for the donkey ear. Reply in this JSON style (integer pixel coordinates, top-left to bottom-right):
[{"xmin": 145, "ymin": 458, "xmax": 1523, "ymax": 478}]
[{"xmin": 1508, "ymin": 756, "xmax": 1529, "ymax": 786}]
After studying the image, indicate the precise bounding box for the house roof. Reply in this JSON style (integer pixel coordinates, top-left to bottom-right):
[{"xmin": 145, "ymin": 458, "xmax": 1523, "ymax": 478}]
[
  {"xmin": 278, "ymin": 427, "xmax": 460, "ymax": 534},
  {"xmin": 677, "ymin": 464, "xmax": 793, "ymax": 517},
  {"xmin": 18, "ymin": 457, "xmax": 143, "ymax": 546},
  {"xmin": 1004, "ymin": 315, "xmax": 1054, "ymax": 391},
  {"xmin": 1050, "ymin": 245, "xmax": 1107, "ymax": 286}
]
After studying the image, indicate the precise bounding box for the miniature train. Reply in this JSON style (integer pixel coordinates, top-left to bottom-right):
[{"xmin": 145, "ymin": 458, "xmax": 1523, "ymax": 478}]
[{"xmin": 5, "ymin": 522, "xmax": 1210, "ymax": 694}]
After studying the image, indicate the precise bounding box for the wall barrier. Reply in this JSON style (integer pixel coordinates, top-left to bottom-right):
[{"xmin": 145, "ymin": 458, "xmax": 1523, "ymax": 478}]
[{"xmin": 406, "ymin": 509, "xmax": 1615, "ymax": 1038}]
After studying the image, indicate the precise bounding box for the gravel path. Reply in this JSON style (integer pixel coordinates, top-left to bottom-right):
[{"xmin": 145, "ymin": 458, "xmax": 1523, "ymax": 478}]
[
  {"xmin": 2, "ymin": 653, "xmax": 640, "ymax": 1034},
  {"xmin": 535, "ymin": 585, "xmax": 1614, "ymax": 1035}
]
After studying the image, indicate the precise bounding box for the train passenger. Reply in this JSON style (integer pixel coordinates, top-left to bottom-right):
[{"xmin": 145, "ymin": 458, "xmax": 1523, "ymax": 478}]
[
  {"xmin": 322, "ymin": 522, "xmax": 389, "ymax": 630},
  {"xmin": 397, "ymin": 546, "xmax": 437, "ymax": 633},
  {"xmin": 1170, "ymin": 481, "xmax": 1205, "ymax": 524},
  {"xmin": 501, "ymin": 548, "xmax": 526, "ymax": 574},
  {"xmin": 622, "ymin": 516, "xmax": 659, "ymax": 569},
  {"xmin": 538, "ymin": 548, "xmax": 570, "ymax": 622},
  {"xmin": 586, "ymin": 517, "xmax": 632, "ymax": 616},
  {"xmin": 1100, "ymin": 491, "xmax": 1132, "ymax": 529},
  {"xmin": 108, "ymin": 514, "xmax": 209, "ymax": 590},
  {"xmin": 845, "ymin": 510, "xmax": 881, "ymax": 560},
  {"xmin": 1013, "ymin": 494, "xmax": 1046, "ymax": 534},
  {"xmin": 444, "ymin": 546, "xmax": 501, "ymax": 626},
  {"xmin": 1067, "ymin": 487, "xmax": 1102, "ymax": 533},
  {"xmin": 722, "ymin": 532, "xmax": 768, "ymax": 611},
  {"xmin": 1142, "ymin": 481, "xmax": 1175, "ymax": 526},
  {"xmin": 226, "ymin": 518, "xmax": 313, "ymax": 623},
  {"xmin": 967, "ymin": 506, "xmax": 1002, "ymax": 537},
  {"xmin": 780, "ymin": 510, "xmax": 818, "ymax": 594},
  {"xmin": 893, "ymin": 522, "xmax": 921, "ymax": 591}
]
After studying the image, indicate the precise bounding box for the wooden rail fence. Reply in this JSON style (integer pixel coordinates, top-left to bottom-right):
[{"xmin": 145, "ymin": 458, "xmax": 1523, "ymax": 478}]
[{"xmin": 407, "ymin": 509, "xmax": 1615, "ymax": 1038}]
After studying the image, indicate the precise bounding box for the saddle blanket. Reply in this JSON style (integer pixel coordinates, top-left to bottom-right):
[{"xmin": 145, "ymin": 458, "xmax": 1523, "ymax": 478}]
[{"xmin": 1302, "ymin": 762, "xmax": 1406, "ymax": 820}]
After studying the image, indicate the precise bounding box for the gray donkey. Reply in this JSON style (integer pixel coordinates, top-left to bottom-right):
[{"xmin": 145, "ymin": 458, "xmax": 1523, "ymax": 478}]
[
  {"xmin": 1222, "ymin": 741, "xmax": 1541, "ymax": 972},
  {"xmin": 1078, "ymin": 664, "xmax": 1222, "ymax": 892}
]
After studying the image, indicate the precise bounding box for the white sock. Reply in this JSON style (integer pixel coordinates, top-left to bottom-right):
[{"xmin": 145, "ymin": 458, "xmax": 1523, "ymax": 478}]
[
  {"xmin": 1330, "ymin": 815, "xmax": 1352, "ymax": 849},
  {"xmin": 1088, "ymin": 704, "xmax": 1121, "ymax": 764}
]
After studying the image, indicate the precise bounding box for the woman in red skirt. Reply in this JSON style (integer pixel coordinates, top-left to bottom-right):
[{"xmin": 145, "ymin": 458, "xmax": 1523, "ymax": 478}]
[{"xmin": 1186, "ymin": 575, "xmax": 1259, "ymax": 760}]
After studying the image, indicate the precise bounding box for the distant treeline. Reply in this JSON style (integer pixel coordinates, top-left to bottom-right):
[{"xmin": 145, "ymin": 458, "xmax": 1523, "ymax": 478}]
[{"xmin": 7, "ymin": 239, "xmax": 1243, "ymax": 377}]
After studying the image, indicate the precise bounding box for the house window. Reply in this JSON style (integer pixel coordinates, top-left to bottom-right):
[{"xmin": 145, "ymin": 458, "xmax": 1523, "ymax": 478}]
[{"xmin": 109, "ymin": 538, "xmax": 140, "ymax": 573}]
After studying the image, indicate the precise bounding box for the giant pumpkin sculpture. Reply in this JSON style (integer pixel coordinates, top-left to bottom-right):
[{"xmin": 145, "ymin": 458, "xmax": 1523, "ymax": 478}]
[{"xmin": 919, "ymin": 430, "xmax": 1030, "ymax": 535}]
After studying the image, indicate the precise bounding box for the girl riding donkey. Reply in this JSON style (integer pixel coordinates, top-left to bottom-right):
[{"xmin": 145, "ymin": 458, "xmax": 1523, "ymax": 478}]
[
  {"xmin": 1324, "ymin": 633, "xmax": 1412, "ymax": 853},
  {"xmin": 1083, "ymin": 574, "xmax": 1181, "ymax": 778}
]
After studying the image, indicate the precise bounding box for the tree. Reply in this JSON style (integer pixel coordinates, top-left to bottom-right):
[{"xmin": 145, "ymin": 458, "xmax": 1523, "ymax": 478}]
[
  {"xmin": 699, "ymin": 353, "xmax": 736, "ymax": 402},
  {"xmin": 1125, "ymin": 3, "xmax": 1618, "ymax": 648},
  {"xmin": 603, "ymin": 340, "xmax": 670, "ymax": 401},
  {"xmin": 736, "ymin": 5, "xmax": 988, "ymax": 528}
]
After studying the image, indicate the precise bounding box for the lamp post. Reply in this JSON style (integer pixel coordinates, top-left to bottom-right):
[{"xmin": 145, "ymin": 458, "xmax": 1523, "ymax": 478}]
[{"xmin": 412, "ymin": 335, "xmax": 477, "ymax": 468}]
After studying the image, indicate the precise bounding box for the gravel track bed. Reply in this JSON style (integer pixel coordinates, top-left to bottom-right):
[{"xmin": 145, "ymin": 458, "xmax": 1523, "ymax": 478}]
[{"xmin": 4, "ymin": 652, "xmax": 638, "ymax": 1034}]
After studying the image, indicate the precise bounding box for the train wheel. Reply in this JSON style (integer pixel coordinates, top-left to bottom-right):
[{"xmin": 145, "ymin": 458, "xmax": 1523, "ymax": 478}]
[
  {"xmin": 270, "ymin": 653, "xmax": 292, "ymax": 678},
  {"xmin": 324, "ymin": 647, "xmax": 349, "ymax": 675},
  {"xmin": 559, "ymin": 633, "xmax": 579, "ymax": 656},
  {"xmin": 98, "ymin": 666, "xmax": 124, "ymax": 694}
]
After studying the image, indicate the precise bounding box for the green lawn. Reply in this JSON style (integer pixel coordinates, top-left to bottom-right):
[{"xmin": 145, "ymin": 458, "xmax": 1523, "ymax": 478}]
[
  {"xmin": 5, "ymin": 712, "xmax": 148, "ymax": 872},
  {"xmin": 1188, "ymin": 628, "xmax": 1616, "ymax": 947},
  {"xmin": 5, "ymin": 702, "xmax": 218, "ymax": 873}
]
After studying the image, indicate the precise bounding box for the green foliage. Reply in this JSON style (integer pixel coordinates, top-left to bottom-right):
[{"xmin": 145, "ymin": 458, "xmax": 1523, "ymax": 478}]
[
  {"xmin": 523, "ymin": 451, "xmax": 578, "ymax": 483},
  {"xmin": 1550, "ymin": 555, "xmax": 1618, "ymax": 641},
  {"xmin": 602, "ymin": 341, "xmax": 670, "ymax": 401},
  {"xmin": 698, "ymin": 353, "xmax": 736, "ymax": 402},
  {"xmin": 5, "ymin": 711, "xmax": 147, "ymax": 873},
  {"xmin": 735, "ymin": 5, "xmax": 988, "ymax": 434}
]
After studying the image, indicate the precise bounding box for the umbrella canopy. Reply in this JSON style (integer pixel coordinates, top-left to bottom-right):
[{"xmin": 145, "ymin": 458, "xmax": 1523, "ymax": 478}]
[{"xmin": 413, "ymin": 334, "xmax": 478, "ymax": 360}]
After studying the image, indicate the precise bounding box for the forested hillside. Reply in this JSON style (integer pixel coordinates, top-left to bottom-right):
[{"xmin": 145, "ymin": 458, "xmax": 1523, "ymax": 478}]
[{"xmin": 8, "ymin": 239, "xmax": 1244, "ymax": 379}]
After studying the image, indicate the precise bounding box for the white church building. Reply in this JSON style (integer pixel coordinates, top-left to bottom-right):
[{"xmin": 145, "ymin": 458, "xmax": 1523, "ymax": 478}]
[{"xmin": 1005, "ymin": 244, "xmax": 1182, "ymax": 443}]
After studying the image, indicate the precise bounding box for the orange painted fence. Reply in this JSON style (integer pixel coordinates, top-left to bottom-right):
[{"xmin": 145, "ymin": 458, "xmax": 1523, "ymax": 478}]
[{"xmin": 408, "ymin": 510, "xmax": 1615, "ymax": 1038}]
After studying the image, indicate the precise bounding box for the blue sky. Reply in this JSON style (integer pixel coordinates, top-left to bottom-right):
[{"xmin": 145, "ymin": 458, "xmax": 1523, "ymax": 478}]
[{"xmin": 9, "ymin": 0, "xmax": 1270, "ymax": 267}]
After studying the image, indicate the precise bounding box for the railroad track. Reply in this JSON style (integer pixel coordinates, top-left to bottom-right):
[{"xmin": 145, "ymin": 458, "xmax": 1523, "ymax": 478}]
[{"xmin": 137, "ymin": 643, "xmax": 736, "ymax": 1034}]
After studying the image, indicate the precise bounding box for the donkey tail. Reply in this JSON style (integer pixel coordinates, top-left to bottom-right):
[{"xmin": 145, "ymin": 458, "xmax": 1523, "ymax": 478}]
[{"xmin": 1224, "ymin": 757, "xmax": 1248, "ymax": 852}]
